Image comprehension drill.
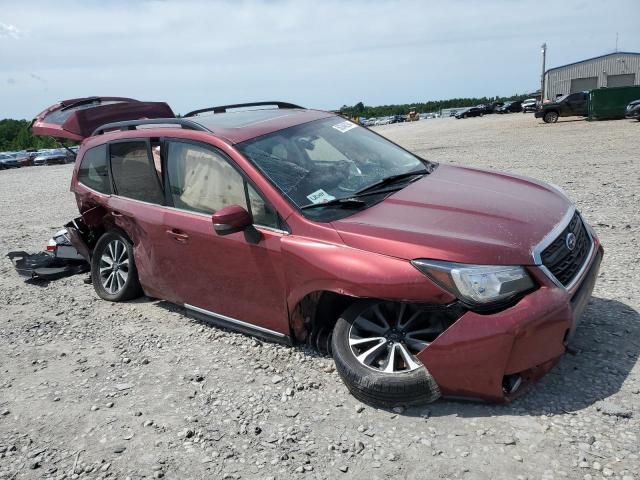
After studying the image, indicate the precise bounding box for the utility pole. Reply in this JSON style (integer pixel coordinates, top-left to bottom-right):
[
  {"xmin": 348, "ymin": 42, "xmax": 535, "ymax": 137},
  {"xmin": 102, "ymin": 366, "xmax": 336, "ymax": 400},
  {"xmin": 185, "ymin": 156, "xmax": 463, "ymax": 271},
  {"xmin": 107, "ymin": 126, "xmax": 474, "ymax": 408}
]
[
  {"xmin": 615, "ymin": 32, "xmax": 619, "ymax": 52},
  {"xmin": 540, "ymin": 43, "xmax": 547, "ymax": 103}
]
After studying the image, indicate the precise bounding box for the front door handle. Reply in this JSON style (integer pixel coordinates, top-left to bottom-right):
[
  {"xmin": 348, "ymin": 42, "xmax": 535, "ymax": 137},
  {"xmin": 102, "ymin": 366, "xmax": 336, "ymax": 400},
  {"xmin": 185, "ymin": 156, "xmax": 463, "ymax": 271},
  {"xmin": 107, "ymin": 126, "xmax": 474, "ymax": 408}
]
[{"xmin": 166, "ymin": 229, "xmax": 189, "ymax": 243}]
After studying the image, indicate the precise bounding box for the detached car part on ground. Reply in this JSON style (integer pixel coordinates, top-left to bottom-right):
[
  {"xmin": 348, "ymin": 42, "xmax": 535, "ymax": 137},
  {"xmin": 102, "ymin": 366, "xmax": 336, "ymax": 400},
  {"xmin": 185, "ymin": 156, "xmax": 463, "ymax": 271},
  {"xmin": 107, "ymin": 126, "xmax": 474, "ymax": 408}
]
[
  {"xmin": 31, "ymin": 97, "xmax": 603, "ymax": 407},
  {"xmin": 8, "ymin": 225, "xmax": 89, "ymax": 281}
]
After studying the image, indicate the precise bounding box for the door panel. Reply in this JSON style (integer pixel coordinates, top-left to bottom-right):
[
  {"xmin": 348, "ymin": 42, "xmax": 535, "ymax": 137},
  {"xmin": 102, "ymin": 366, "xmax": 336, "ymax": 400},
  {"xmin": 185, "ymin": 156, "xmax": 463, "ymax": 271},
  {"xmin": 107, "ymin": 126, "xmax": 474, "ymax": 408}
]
[
  {"xmin": 105, "ymin": 196, "xmax": 176, "ymax": 301},
  {"xmin": 160, "ymin": 208, "xmax": 289, "ymax": 335}
]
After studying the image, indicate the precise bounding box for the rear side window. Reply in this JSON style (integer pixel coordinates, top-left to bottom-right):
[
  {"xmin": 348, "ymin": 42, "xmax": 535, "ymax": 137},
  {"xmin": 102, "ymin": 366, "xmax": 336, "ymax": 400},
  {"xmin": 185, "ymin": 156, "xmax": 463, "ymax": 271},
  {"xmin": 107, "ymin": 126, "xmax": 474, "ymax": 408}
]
[
  {"xmin": 78, "ymin": 145, "xmax": 111, "ymax": 194},
  {"xmin": 110, "ymin": 141, "xmax": 164, "ymax": 204}
]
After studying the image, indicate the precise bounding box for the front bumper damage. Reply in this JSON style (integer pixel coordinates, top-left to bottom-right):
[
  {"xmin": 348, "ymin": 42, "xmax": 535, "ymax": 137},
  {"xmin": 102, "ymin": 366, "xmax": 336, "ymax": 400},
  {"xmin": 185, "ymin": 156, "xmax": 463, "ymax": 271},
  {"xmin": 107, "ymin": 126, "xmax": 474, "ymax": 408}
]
[{"xmin": 416, "ymin": 244, "xmax": 603, "ymax": 402}]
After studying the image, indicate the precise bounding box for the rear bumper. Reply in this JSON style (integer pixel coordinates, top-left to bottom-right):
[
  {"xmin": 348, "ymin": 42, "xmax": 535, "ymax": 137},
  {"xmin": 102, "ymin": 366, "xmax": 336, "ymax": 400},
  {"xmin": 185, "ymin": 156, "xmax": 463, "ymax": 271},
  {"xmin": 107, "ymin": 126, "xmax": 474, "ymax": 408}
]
[
  {"xmin": 534, "ymin": 111, "xmax": 545, "ymax": 118},
  {"xmin": 416, "ymin": 243, "xmax": 603, "ymax": 402}
]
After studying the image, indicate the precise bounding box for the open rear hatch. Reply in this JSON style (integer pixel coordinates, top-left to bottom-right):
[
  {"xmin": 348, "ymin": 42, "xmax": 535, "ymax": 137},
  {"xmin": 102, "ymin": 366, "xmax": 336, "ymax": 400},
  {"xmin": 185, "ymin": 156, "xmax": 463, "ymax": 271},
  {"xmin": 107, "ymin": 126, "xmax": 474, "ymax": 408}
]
[{"xmin": 31, "ymin": 96, "xmax": 175, "ymax": 141}]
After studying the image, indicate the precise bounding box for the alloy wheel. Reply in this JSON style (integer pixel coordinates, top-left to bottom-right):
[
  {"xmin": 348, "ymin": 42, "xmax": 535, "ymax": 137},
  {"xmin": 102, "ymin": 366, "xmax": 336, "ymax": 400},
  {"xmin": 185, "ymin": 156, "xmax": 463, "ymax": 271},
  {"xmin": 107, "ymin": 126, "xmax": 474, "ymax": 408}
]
[
  {"xmin": 99, "ymin": 239, "xmax": 130, "ymax": 295},
  {"xmin": 348, "ymin": 303, "xmax": 437, "ymax": 373}
]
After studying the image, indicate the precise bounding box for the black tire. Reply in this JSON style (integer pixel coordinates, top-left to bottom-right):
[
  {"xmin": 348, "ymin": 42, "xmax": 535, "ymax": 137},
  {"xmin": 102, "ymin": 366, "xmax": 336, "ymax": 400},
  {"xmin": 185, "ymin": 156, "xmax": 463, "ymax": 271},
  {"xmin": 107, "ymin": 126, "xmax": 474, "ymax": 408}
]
[
  {"xmin": 91, "ymin": 231, "xmax": 142, "ymax": 302},
  {"xmin": 543, "ymin": 111, "xmax": 559, "ymax": 123},
  {"xmin": 331, "ymin": 300, "xmax": 441, "ymax": 408}
]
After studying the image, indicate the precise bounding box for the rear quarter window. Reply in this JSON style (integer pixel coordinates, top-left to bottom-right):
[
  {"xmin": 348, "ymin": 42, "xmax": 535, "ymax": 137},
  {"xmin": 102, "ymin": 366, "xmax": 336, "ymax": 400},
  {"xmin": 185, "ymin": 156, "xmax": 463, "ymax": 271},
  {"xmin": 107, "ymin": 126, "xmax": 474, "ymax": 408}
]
[{"xmin": 78, "ymin": 144, "xmax": 111, "ymax": 194}]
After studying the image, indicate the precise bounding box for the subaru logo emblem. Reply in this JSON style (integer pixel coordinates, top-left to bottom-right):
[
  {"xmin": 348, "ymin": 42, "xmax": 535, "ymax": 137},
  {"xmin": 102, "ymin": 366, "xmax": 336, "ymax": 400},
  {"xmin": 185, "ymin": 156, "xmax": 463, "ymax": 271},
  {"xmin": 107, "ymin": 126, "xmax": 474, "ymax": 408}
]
[{"xmin": 565, "ymin": 232, "xmax": 577, "ymax": 251}]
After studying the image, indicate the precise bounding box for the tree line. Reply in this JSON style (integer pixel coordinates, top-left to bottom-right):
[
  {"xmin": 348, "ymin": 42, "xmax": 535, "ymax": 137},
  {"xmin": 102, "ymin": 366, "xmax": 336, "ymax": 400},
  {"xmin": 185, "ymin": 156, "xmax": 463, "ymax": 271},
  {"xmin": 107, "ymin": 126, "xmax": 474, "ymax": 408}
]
[
  {"xmin": 339, "ymin": 92, "xmax": 536, "ymax": 118},
  {"xmin": 0, "ymin": 119, "xmax": 58, "ymax": 152},
  {"xmin": 1, "ymin": 91, "xmax": 537, "ymax": 151}
]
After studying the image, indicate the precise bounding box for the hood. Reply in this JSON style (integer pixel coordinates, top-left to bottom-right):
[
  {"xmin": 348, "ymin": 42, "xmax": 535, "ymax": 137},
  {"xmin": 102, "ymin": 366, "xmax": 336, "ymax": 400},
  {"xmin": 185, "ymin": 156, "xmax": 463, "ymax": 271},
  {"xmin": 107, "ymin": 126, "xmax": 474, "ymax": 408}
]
[{"xmin": 332, "ymin": 164, "xmax": 571, "ymax": 265}]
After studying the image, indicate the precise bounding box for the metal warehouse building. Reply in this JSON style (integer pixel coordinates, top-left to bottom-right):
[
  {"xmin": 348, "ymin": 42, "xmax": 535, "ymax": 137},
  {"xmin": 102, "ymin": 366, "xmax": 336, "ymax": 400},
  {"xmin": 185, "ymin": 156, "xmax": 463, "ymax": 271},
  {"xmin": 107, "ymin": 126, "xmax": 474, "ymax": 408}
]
[{"xmin": 544, "ymin": 52, "xmax": 640, "ymax": 100}]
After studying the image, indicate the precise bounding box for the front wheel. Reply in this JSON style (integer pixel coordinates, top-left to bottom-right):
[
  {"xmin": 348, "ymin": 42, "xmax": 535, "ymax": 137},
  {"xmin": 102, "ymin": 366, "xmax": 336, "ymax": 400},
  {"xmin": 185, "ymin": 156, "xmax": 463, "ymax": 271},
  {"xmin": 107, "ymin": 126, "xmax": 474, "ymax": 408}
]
[
  {"xmin": 543, "ymin": 111, "xmax": 559, "ymax": 123},
  {"xmin": 331, "ymin": 300, "xmax": 441, "ymax": 408},
  {"xmin": 91, "ymin": 231, "xmax": 142, "ymax": 302}
]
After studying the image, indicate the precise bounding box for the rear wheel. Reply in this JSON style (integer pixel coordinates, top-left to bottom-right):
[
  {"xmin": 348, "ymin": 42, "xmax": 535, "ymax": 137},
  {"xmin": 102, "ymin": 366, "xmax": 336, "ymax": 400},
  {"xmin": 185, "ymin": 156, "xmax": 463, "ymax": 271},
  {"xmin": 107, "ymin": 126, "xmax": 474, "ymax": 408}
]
[
  {"xmin": 91, "ymin": 231, "xmax": 142, "ymax": 302},
  {"xmin": 543, "ymin": 111, "xmax": 559, "ymax": 123},
  {"xmin": 331, "ymin": 300, "xmax": 441, "ymax": 408}
]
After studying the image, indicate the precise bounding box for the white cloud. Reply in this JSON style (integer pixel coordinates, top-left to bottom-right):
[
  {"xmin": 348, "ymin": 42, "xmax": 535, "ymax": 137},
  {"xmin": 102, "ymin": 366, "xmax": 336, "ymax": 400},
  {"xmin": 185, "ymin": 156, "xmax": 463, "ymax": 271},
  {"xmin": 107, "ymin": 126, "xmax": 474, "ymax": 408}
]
[
  {"xmin": 0, "ymin": 1, "xmax": 639, "ymax": 119},
  {"xmin": 0, "ymin": 22, "xmax": 22, "ymax": 39}
]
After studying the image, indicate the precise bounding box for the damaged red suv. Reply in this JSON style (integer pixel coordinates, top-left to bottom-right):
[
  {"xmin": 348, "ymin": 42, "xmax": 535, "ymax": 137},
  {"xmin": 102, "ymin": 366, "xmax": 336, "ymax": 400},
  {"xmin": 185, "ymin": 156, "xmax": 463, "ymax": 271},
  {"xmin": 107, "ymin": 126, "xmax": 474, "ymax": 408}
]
[{"xmin": 32, "ymin": 97, "xmax": 603, "ymax": 406}]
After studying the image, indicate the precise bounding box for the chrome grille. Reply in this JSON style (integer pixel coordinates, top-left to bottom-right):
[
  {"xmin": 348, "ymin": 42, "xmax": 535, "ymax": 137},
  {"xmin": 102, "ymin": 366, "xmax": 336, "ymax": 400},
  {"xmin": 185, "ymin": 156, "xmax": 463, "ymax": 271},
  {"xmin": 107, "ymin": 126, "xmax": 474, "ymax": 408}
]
[{"xmin": 541, "ymin": 212, "xmax": 591, "ymax": 287}]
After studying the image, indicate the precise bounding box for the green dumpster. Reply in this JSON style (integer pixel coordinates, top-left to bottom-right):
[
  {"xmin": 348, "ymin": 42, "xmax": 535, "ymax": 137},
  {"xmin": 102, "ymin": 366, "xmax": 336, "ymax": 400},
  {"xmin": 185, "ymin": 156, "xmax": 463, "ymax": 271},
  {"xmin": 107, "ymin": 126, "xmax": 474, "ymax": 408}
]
[{"xmin": 588, "ymin": 86, "xmax": 640, "ymax": 120}]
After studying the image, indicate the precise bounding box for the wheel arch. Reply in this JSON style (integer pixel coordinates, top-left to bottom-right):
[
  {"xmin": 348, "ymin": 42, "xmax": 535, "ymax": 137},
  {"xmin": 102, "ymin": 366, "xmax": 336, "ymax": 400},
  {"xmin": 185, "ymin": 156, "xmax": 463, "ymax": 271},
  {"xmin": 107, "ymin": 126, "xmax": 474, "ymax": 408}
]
[{"xmin": 288, "ymin": 289, "xmax": 358, "ymax": 349}]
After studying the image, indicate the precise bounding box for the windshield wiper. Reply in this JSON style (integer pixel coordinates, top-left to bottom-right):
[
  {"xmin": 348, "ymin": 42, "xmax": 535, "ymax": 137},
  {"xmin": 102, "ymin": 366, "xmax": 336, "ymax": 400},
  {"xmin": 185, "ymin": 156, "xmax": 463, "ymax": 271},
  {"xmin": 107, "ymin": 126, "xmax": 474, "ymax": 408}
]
[
  {"xmin": 300, "ymin": 197, "xmax": 367, "ymax": 210},
  {"xmin": 355, "ymin": 170, "xmax": 427, "ymax": 195}
]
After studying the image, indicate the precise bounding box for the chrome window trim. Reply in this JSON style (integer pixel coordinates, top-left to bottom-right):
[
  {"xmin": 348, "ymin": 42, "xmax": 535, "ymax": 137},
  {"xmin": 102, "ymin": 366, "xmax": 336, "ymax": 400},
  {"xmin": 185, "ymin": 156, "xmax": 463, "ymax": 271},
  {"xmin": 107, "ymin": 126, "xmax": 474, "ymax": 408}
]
[
  {"xmin": 163, "ymin": 205, "xmax": 289, "ymax": 234},
  {"xmin": 255, "ymin": 225, "xmax": 290, "ymax": 235},
  {"xmin": 531, "ymin": 206, "xmax": 595, "ymax": 290},
  {"xmin": 185, "ymin": 303, "xmax": 287, "ymax": 339}
]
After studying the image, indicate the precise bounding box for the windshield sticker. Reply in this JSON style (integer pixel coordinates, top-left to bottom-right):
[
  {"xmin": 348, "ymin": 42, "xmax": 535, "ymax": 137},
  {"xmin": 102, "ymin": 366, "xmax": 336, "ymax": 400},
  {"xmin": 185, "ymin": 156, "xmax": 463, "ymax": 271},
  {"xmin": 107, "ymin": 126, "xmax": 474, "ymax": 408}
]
[
  {"xmin": 332, "ymin": 121, "xmax": 357, "ymax": 133},
  {"xmin": 306, "ymin": 189, "xmax": 336, "ymax": 204}
]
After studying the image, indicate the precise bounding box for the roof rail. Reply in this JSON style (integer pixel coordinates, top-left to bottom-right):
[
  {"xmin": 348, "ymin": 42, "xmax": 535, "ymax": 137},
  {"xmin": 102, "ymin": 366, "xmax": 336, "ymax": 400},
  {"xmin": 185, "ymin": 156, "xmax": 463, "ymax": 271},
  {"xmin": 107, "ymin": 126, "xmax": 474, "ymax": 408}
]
[
  {"xmin": 184, "ymin": 101, "xmax": 305, "ymax": 117},
  {"xmin": 92, "ymin": 118, "xmax": 210, "ymax": 136}
]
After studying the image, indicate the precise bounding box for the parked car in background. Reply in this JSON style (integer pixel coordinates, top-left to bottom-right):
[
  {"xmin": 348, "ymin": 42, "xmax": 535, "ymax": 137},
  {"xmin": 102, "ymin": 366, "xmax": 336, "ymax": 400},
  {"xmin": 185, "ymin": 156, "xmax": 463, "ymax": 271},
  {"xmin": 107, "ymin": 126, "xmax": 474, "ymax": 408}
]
[
  {"xmin": 31, "ymin": 96, "xmax": 603, "ymax": 407},
  {"xmin": 477, "ymin": 104, "xmax": 495, "ymax": 115},
  {"xmin": 0, "ymin": 152, "xmax": 21, "ymax": 169},
  {"xmin": 9, "ymin": 151, "xmax": 32, "ymax": 167},
  {"xmin": 455, "ymin": 107, "xmax": 484, "ymax": 119},
  {"xmin": 496, "ymin": 101, "xmax": 523, "ymax": 113},
  {"xmin": 522, "ymin": 98, "xmax": 538, "ymax": 113},
  {"xmin": 535, "ymin": 91, "xmax": 588, "ymax": 123},
  {"xmin": 374, "ymin": 117, "xmax": 391, "ymax": 126},
  {"xmin": 625, "ymin": 99, "xmax": 640, "ymax": 120},
  {"xmin": 490, "ymin": 102, "xmax": 504, "ymax": 113},
  {"xmin": 33, "ymin": 148, "xmax": 70, "ymax": 166}
]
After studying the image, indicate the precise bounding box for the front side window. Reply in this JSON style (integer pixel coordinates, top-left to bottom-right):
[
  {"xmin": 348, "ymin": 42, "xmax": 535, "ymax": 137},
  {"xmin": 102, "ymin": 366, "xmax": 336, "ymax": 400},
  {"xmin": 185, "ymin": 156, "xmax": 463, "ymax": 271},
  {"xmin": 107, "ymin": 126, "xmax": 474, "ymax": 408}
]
[
  {"xmin": 236, "ymin": 117, "xmax": 431, "ymax": 219},
  {"xmin": 247, "ymin": 183, "xmax": 278, "ymax": 228},
  {"xmin": 78, "ymin": 144, "xmax": 111, "ymax": 194},
  {"xmin": 110, "ymin": 141, "xmax": 164, "ymax": 204},
  {"xmin": 166, "ymin": 141, "xmax": 246, "ymax": 214},
  {"xmin": 166, "ymin": 141, "xmax": 281, "ymax": 229}
]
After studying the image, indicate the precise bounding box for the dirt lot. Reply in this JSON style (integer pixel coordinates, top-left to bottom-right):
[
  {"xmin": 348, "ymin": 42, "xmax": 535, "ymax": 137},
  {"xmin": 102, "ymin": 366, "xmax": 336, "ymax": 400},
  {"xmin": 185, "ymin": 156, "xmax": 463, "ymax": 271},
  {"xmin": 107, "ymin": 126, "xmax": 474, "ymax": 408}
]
[{"xmin": 1, "ymin": 114, "xmax": 639, "ymax": 480}]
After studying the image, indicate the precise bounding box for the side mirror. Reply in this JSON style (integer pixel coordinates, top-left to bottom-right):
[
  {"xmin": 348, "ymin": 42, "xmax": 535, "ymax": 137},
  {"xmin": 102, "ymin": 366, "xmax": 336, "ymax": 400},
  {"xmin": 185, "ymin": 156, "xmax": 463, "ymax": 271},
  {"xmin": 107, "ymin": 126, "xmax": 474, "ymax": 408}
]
[{"xmin": 211, "ymin": 205, "xmax": 262, "ymax": 244}]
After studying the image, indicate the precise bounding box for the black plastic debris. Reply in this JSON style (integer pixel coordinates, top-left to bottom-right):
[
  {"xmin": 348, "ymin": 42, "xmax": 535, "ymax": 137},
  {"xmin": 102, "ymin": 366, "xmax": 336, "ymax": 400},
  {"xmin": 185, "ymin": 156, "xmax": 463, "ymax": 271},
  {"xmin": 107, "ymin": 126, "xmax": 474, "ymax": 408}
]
[{"xmin": 7, "ymin": 227, "xmax": 89, "ymax": 281}]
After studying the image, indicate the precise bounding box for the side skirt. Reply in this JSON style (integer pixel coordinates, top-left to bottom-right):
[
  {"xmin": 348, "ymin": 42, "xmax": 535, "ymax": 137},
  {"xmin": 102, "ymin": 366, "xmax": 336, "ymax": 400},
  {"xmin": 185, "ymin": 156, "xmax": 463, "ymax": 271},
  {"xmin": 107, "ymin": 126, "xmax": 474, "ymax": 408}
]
[{"xmin": 184, "ymin": 303, "xmax": 292, "ymax": 346}]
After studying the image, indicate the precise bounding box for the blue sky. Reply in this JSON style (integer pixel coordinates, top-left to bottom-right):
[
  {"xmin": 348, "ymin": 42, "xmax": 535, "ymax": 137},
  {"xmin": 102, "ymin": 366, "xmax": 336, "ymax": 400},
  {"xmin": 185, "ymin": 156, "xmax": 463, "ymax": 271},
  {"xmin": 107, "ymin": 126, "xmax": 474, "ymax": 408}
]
[{"xmin": 1, "ymin": 0, "xmax": 639, "ymax": 119}]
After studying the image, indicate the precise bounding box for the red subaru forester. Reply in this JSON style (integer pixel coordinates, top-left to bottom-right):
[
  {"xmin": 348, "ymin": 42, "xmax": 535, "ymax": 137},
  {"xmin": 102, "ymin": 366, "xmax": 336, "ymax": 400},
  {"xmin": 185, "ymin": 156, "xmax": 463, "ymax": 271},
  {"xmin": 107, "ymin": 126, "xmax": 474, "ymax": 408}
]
[{"xmin": 32, "ymin": 97, "xmax": 603, "ymax": 407}]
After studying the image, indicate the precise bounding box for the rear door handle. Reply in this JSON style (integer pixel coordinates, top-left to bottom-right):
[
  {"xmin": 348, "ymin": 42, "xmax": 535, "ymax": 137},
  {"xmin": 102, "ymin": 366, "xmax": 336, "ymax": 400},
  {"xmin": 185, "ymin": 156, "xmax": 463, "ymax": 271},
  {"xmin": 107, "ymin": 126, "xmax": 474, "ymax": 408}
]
[{"xmin": 166, "ymin": 229, "xmax": 189, "ymax": 243}]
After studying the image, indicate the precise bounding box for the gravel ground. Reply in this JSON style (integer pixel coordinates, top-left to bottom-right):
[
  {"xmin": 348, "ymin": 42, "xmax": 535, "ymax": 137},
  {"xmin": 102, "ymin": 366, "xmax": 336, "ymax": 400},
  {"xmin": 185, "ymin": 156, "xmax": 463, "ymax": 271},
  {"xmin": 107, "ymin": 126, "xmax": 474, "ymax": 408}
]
[{"xmin": 1, "ymin": 113, "xmax": 639, "ymax": 480}]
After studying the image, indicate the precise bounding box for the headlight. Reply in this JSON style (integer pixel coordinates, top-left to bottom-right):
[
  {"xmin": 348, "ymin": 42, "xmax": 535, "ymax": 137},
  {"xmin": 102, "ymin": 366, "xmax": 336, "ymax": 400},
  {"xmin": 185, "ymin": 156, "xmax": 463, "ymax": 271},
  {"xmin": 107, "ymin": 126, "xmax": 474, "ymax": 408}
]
[{"xmin": 412, "ymin": 260, "xmax": 535, "ymax": 306}]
